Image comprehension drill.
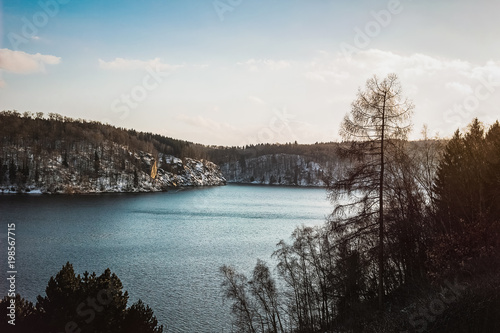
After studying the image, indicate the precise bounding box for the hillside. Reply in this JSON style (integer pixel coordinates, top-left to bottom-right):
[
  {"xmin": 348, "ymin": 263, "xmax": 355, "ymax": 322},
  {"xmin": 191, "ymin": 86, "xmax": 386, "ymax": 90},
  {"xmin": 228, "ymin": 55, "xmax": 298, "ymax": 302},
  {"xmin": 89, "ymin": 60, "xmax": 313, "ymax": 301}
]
[
  {"xmin": 0, "ymin": 111, "xmax": 225, "ymax": 193},
  {"xmin": 1, "ymin": 111, "xmax": 447, "ymax": 192},
  {"xmin": 219, "ymin": 154, "xmax": 332, "ymax": 186},
  {"xmin": 206, "ymin": 142, "xmax": 342, "ymax": 186}
]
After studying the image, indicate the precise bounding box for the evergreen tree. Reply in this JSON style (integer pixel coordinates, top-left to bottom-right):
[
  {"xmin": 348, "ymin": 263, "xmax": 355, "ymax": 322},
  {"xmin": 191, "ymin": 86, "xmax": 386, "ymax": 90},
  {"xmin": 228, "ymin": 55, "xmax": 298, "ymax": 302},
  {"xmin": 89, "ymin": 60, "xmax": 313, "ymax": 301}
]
[
  {"xmin": 123, "ymin": 300, "xmax": 164, "ymax": 333},
  {"xmin": 35, "ymin": 262, "xmax": 83, "ymax": 331},
  {"xmin": 11, "ymin": 262, "xmax": 165, "ymax": 333},
  {"xmin": 0, "ymin": 294, "xmax": 38, "ymax": 331},
  {"xmin": 431, "ymin": 118, "xmax": 500, "ymax": 278},
  {"xmin": 434, "ymin": 119, "xmax": 493, "ymax": 230},
  {"xmin": 485, "ymin": 120, "xmax": 500, "ymax": 218}
]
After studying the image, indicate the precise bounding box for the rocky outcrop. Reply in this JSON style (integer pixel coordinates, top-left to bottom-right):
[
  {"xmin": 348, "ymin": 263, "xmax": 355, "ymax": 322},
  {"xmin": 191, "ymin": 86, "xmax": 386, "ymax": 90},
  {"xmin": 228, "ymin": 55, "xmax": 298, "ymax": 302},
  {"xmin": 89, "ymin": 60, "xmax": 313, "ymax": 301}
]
[{"xmin": 0, "ymin": 148, "xmax": 225, "ymax": 194}]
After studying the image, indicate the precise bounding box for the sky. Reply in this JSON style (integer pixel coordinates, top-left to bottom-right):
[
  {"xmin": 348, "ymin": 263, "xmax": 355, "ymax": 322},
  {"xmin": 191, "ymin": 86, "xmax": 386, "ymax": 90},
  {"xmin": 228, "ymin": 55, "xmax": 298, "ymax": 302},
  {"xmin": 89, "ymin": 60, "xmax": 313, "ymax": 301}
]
[{"xmin": 1, "ymin": 0, "xmax": 500, "ymax": 146}]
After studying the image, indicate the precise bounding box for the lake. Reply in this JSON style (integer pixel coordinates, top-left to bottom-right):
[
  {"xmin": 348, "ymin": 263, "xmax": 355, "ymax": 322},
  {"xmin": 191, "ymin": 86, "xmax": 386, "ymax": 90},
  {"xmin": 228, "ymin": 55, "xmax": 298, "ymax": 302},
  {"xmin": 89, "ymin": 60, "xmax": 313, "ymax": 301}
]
[{"xmin": 0, "ymin": 184, "xmax": 332, "ymax": 332}]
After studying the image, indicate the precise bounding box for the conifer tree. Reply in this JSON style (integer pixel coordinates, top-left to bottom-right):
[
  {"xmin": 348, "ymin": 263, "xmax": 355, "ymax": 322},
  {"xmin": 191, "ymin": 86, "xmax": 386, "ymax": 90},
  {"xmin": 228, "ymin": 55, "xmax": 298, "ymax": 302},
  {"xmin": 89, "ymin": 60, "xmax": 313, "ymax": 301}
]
[{"xmin": 328, "ymin": 73, "xmax": 413, "ymax": 309}]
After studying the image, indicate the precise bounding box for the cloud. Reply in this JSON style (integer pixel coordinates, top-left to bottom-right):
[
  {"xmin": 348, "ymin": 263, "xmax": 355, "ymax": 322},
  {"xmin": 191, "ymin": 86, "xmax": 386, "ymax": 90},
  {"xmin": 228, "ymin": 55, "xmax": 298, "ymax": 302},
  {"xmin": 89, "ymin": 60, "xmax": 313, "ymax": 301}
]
[
  {"xmin": 304, "ymin": 68, "xmax": 350, "ymax": 83},
  {"xmin": 98, "ymin": 57, "xmax": 183, "ymax": 71},
  {"xmin": 304, "ymin": 49, "xmax": 475, "ymax": 84},
  {"xmin": 0, "ymin": 48, "xmax": 61, "ymax": 74},
  {"xmin": 445, "ymin": 81, "xmax": 473, "ymax": 95},
  {"xmin": 302, "ymin": 49, "xmax": 500, "ymax": 138},
  {"xmin": 237, "ymin": 59, "xmax": 293, "ymax": 71}
]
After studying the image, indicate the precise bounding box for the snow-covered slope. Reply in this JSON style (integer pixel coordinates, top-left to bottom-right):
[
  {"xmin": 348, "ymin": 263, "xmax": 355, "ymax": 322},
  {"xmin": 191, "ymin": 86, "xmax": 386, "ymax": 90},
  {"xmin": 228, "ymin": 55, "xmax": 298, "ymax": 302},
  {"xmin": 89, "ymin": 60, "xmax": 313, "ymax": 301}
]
[
  {"xmin": 220, "ymin": 153, "xmax": 337, "ymax": 186},
  {"xmin": 0, "ymin": 149, "xmax": 225, "ymax": 194}
]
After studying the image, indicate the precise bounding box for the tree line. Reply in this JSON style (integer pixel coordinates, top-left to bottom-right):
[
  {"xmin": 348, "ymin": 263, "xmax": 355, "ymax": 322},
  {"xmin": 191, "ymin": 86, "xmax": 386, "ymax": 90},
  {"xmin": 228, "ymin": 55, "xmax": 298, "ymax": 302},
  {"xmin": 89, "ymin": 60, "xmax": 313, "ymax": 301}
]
[
  {"xmin": 220, "ymin": 74, "xmax": 500, "ymax": 333},
  {"xmin": 0, "ymin": 111, "xmax": 346, "ymax": 192},
  {"xmin": 0, "ymin": 111, "xmax": 221, "ymax": 192}
]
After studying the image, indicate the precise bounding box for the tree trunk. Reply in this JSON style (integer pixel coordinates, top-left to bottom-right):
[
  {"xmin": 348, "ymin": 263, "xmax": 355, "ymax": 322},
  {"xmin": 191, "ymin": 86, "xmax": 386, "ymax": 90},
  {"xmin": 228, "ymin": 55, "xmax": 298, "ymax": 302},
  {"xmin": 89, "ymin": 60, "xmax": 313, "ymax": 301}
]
[{"xmin": 378, "ymin": 94, "xmax": 386, "ymax": 310}]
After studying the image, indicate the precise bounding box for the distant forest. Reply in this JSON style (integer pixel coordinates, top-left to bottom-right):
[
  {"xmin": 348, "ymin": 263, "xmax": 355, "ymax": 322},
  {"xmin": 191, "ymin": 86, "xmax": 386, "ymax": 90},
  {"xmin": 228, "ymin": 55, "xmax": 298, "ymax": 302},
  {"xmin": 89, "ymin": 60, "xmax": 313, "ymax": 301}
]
[
  {"xmin": 0, "ymin": 111, "xmax": 228, "ymax": 192},
  {"xmin": 0, "ymin": 111, "xmax": 346, "ymax": 190},
  {"xmin": 0, "ymin": 110, "xmax": 452, "ymax": 192}
]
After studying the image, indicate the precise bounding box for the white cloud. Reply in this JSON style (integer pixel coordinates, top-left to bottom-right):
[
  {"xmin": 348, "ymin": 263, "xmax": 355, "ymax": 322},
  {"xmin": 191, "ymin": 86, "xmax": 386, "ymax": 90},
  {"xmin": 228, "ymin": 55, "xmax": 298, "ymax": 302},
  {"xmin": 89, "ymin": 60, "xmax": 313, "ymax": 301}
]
[
  {"xmin": 0, "ymin": 48, "xmax": 61, "ymax": 74},
  {"xmin": 304, "ymin": 49, "xmax": 475, "ymax": 84},
  {"xmin": 237, "ymin": 59, "xmax": 293, "ymax": 71},
  {"xmin": 304, "ymin": 68, "xmax": 350, "ymax": 83},
  {"xmin": 302, "ymin": 49, "xmax": 500, "ymax": 139},
  {"xmin": 445, "ymin": 81, "xmax": 473, "ymax": 95},
  {"xmin": 98, "ymin": 57, "xmax": 183, "ymax": 71}
]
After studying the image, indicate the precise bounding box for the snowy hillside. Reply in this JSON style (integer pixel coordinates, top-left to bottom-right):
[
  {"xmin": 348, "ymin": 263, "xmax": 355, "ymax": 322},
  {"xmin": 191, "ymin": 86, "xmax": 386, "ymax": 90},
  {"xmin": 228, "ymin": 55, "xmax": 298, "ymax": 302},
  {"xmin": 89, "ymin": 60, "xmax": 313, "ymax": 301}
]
[
  {"xmin": 220, "ymin": 153, "xmax": 337, "ymax": 186},
  {"xmin": 0, "ymin": 111, "xmax": 225, "ymax": 194},
  {"xmin": 0, "ymin": 147, "xmax": 225, "ymax": 194}
]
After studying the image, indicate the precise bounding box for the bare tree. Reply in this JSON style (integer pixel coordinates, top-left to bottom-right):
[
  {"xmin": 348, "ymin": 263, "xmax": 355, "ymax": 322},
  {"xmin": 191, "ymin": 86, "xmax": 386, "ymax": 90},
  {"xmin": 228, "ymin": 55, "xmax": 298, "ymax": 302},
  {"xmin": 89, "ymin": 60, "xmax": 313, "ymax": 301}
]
[
  {"xmin": 220, "ymin": 265, "xmax": 257, "ymax": 333},
  {"xmin": 249, "ymin": 260, "xmax": 285, "ymax": 333},
  {"xmin": 328, "ymin": 73, "xmax": 413, "ymax": 310}
]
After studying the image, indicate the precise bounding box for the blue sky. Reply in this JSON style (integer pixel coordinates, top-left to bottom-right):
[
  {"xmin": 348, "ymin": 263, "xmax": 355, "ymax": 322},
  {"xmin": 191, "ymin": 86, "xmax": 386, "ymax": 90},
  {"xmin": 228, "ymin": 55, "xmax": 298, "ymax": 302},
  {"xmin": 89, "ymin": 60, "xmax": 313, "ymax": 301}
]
[{"xmin": 1, "ymin": 0, "xmax": 500, "ymax": 145}]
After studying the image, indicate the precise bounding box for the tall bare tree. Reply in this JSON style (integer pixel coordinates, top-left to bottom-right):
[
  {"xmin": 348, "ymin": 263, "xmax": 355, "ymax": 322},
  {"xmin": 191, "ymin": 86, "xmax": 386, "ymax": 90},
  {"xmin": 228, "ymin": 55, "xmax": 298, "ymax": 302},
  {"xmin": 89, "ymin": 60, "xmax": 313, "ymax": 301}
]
[{"xmin": 328, "ymin": 73, "xmax": 413, "ymax": 310}]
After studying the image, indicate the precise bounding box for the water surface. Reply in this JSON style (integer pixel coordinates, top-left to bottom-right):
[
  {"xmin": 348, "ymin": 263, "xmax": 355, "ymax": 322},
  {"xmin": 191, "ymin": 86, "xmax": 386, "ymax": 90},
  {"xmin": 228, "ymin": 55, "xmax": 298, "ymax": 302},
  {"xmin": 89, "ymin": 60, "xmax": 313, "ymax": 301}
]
[{"xmin": 0, "ymin": 184, "xmax": 331, "ymax": 332}]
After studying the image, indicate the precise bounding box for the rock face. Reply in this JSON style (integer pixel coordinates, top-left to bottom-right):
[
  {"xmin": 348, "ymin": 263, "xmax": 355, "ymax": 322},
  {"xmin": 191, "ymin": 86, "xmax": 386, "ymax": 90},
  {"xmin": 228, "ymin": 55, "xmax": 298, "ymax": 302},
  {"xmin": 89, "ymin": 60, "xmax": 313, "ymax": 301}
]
[
  {"xmin": 0, "ymin": 149, "xmax": 225, "ymax": 194},
  {"xmin": 220, "ymin": 153, "xmax": 336, "ymax": 187}
]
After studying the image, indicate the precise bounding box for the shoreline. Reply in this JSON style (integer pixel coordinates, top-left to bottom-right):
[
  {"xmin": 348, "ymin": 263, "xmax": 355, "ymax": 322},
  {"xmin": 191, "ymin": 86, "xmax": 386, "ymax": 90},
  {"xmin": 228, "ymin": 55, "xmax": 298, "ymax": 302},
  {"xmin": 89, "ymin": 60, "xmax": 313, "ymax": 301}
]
[{"xmin": 0, "ymin": 182, "xmax": 329, "ymax": 195}]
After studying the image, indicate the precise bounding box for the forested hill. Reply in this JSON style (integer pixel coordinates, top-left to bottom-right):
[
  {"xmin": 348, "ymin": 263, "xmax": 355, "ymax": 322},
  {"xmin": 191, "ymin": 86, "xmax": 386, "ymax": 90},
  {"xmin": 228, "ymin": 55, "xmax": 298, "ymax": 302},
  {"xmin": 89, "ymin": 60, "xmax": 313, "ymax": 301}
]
[
  {"xmin": 0, "ymin": 111, "xmax": 442, "ymax": 192},
  {"xmin": 0, "ymin": 111, "xmax": 225, "ymax": 193},
  {"xmin": 0, "ymin": 111, "xmax": 350, "ymax": 191},
  {"xmin": 205, "ymin": 143, "xmax": 342, "ymax": 186}
]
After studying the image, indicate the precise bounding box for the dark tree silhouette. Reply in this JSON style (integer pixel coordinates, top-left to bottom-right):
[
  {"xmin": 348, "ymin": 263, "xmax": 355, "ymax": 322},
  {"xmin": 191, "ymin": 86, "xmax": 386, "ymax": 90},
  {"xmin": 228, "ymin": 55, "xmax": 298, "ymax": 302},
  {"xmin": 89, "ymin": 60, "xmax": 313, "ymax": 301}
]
[
  {"xmin": 0, "ymin": 262, "xmax": 164, "ymax": 333},
  {"xmin": 328, "ymin": 73, "xmax": 413, "ymax": 310}
]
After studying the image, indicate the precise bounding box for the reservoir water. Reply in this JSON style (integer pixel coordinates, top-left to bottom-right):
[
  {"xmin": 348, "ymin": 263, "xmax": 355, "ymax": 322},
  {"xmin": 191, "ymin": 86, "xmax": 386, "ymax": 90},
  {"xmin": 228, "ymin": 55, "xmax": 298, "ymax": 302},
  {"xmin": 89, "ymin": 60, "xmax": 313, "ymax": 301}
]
[{"xmin": 0, "ymin": 184, "xmax": 331, "ymax": 332}]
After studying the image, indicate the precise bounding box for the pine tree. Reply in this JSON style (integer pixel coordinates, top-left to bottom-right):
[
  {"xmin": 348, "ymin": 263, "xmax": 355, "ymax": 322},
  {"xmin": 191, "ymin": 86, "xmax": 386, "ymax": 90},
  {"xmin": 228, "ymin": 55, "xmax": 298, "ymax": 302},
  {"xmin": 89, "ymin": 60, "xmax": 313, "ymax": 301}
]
[
  {"xmin": 485, "ymin": 121, "xmax": 500, "ymax": 219},
  {"xmin": 434, "ymin": 119, "xmax": 491, "ymax": 230},
  {"xmin": 123, "ymin": 300, "xmax": 164, "ymax": 333},
  {"xmin": 430, "ymin": 119, "xmax": 500, "ymax": 278},
  {"xmin": 33, "ymin": 262, "xmax": 163, "ymax": 333},
  {"xmin": 434, "ymin": 130, "xmax": 466, "ymax": 231}
]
